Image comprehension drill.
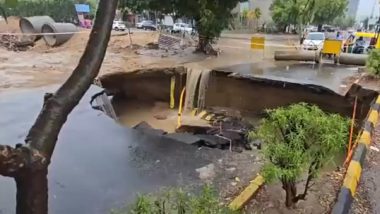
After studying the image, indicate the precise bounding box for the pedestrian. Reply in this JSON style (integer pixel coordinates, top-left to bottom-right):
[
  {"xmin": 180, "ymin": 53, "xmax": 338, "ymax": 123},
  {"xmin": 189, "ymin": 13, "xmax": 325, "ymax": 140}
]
[{"xmin": 336, "ymin": 31, "xmax": 343, "ymax": 40}]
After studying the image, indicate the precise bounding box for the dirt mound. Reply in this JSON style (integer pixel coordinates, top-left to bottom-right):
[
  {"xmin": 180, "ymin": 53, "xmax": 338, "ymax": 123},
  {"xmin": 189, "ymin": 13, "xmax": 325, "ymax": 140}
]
[
  {"xmin": 108, "ymin": 32, "xmax": 159, "ymax": 53},
  {"xmin": 0, "ymin": 16, "xmax": 21, "ymax": 33},
  {"xmin": 31, "ymin": 31, "xmax": 158, "ymax": 54}
]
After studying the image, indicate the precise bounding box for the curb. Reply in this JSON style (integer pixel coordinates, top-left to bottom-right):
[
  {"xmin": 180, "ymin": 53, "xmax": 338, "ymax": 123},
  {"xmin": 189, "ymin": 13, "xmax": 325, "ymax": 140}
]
[
  {"xmin": 332, "ymin": 95, "xmax": 380, "ymax": 214},
  {"xmin": 229, "ymin": 175, "xmax": 265, "ymax": 211}
]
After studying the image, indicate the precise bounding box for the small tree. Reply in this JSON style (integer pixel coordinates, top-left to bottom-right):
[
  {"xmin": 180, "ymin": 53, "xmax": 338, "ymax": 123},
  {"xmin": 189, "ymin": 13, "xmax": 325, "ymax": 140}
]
[
  {"xmin": 366, "ymin": 49, "xmax": 380, "ymax": 77},
  {"xmin": 313, "ymin": 0, "xmax": 347, "ymax": 31},
  {"xmin": 249, "ymin": 103, "xmax": 349, "ymax": 208},
  {"xmin": 119, "ymin": 0, "xmax": 241, "ymax": 54},
  {"xmin": 270, "ymin": 0, "xmax": 316, "ymax": 35}
]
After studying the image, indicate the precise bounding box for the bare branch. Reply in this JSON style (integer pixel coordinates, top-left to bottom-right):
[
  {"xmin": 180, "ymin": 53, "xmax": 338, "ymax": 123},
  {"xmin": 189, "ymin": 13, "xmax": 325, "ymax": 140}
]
[{"xmin": 0, "ymin": 145, "xmax": 47, "ymax": 177}]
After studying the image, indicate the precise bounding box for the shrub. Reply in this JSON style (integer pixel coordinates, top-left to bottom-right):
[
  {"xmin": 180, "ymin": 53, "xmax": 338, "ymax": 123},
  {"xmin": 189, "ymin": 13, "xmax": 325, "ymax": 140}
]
[
  {"xmin": 366, "ymin": 49, "xmax": 380, "ymax": 77},
  {"xmin": 111, "ymin": 186, "xmax": 239, "ymax": 214},
  {"xmin": 248, "ymin": 103, "xmax": 350, "ymax": 207}
]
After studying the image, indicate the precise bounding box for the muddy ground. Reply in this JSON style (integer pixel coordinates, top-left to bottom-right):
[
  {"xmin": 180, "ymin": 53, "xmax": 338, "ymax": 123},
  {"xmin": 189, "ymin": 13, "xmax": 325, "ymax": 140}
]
[{"xmin": 0, "ymin": 17, "xmax": 304, "ymax": 92}]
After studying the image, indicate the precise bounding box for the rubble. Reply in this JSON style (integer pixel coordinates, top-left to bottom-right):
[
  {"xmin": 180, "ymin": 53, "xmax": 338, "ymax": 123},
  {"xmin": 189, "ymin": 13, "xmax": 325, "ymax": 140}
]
[{"xmin": 0, "ymin": 35, "xmax": 34, "ymax": 51}]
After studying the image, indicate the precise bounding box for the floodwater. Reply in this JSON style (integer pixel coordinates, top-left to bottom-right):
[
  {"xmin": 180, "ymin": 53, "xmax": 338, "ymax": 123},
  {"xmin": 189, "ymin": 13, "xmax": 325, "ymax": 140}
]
[
  {"xmin": 216, "ymin": 62, "xmax": 359, "ymax": 94},
  {"xmin": 0, "ymin": 86, "xmax": 229, "ymax": 214}
]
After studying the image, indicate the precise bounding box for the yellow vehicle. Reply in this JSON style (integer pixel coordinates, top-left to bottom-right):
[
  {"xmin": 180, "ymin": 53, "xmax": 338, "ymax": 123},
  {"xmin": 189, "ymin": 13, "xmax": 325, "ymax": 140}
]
[{"xmin": 343, "ymin": 30, "xmax": 380, "ymax": 53}]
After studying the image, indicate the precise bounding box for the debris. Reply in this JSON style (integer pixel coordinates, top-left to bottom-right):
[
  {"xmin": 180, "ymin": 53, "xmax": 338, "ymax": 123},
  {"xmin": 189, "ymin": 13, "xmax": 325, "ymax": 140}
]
[
  {"xmin": 231, "ymin": 182, "xmax": 238, "ymax": 186},
  {"xmin": 145, "ymin": 42, "xmax": 159, "ymax": 49},
  {"xmin": 226, "ymin": 167, "xmax": 237, "ymax": 173},
  {"xmin": 133, "ymin": 121, "xmax": 167, "ymax": 135},
  {"xmin": 370, "ymin": 146, "xmax": 379, "ymax": 152},
  {"xmin": 251, "ymin": 140, "xmax": 262, "ymax": 150},
  {"xmin": 235, "ymin": 177, "xmax": 241, "ymax": 182},
  {"xmin": 0, "ymin": 35, "xmax": 34, "ymax": 51},
  {"xmin": 165, "ymin": 133, "xmax": 202, "ymax": 145},
  {"xmin": 196, "ymin": 163, "xmax": 215, "ymax": 181},
  {"xmin": 154, "ymin": 114, "xmax": 167, "ymax": 120}
]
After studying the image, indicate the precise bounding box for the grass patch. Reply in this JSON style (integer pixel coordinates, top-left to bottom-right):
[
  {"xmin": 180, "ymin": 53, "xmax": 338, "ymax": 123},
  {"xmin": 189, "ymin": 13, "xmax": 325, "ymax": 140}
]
[{"xmin": 111, "ymin": 186, "xmax": 240, "ymax": 214}]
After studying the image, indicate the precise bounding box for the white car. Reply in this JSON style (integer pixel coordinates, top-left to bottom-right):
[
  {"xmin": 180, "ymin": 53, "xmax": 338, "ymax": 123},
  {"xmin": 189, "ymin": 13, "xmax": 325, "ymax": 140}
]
[
  {"xmin": 172, "ymin": 23, "xmax": 193, "ymax": 34},
  {"xmin": 303, "ymin": 32, "xmax": 325, "ymax": 50},
  {"xmin": 112, "ymin": 21, "xmax": 126, "ymax": 31}
]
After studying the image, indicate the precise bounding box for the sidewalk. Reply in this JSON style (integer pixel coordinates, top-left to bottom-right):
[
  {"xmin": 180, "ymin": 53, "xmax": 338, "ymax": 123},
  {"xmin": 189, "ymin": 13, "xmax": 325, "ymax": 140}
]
[{"xmin": 351, "ymin": 121, "xmax": 380, "ymax": 213}]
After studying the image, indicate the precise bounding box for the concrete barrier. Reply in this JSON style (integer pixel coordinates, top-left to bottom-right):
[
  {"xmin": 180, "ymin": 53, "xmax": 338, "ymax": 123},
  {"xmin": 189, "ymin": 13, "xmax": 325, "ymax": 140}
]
[
  {"xmin": 41, "ymin": 23, "xmax": 77, "ymax": 47},
  {"xmin": 19, "ymin": 16, "xmax": 55, "ymax": 41},
  {"xmin": 274, "ymin": 50, "xmax": 320, "ymax": 63},
  {"xmin": 339, "ymin": 53, "xmax": 368, "ymax": 66},
  {"xmin": 332, "ymin": 96, "xmax": 380, "ymax": 214}
]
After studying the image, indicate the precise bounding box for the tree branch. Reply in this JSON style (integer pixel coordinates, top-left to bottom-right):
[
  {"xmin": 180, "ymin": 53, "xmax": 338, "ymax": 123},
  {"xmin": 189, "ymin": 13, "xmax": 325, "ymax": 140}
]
[
  {"xmin": 24, "ymin": 0, "xmax": 119, "ymax": 159},
  {"xmin": 0, "ymin": 145, "xmax": 46, "ymax": 177},
  {"xmin": 294, "ymin": 158, "xmax": 320, "ymax": 202}
]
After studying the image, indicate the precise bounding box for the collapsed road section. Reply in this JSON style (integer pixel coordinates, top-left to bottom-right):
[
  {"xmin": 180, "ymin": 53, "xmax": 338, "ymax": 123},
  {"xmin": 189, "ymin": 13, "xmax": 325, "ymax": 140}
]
[{"xmin": 95, "ymin": 63, "xmax": 378, "ymax": 153}]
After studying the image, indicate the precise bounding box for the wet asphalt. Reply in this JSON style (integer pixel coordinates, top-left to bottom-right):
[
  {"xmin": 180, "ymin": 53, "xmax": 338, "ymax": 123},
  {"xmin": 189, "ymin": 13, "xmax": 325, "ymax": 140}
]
[
  {"xmin": 216, "ymin": 62, "xmax": 359, "ymax": 94},
  {"xmin": 0, "ymin": 86, "xmax": 225, "ymax": 214}
]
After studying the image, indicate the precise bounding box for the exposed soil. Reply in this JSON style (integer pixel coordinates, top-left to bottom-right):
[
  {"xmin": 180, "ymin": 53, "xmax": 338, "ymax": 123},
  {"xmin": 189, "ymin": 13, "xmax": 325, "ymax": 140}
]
[
  {"xmin": 0, "ymin": 17, "xmax": 202, "ymax": 92},
  {"xmin": 246, "ymin": 168, "xmax": 345, "ymax": 214},
  {"xmin": 0, "ymin": 16, "xmax": 21, "ymax": 33}
]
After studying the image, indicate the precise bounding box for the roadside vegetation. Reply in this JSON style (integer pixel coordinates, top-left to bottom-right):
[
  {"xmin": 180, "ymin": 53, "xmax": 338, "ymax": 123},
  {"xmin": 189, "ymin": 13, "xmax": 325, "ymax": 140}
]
[
  {"xmin": 0, "ymin": 0, "xmax": 98, "ymax": 22},
  {"xmin": 111, "ymin": 186, "xmax": 239, "ymax": 214},
  {"xmin": 366, "ymin": 49, "xmax": 380, "ymax": 77},
  {"xmin": 249, "ymin": 103, "xmax": 350, "ymax": 208},
  {"xmin": 270, "ymin": 0, "xmax": 348, "ymax": 33},
  {"xmin": 119, "ymin": 0, "xmax": 241, "ymax": 54}
]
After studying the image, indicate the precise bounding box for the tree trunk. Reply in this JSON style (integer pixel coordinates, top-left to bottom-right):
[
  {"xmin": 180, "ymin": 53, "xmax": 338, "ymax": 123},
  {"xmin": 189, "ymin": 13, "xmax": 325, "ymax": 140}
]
[
  {"xmin": 283, "ymin": 25, "xmax": 288, "ymax": 33},
  {"xmin": 282, "ymin": 180, "xmax": 297, "ymax": 208},
  {"xmin": 15, "ymin": 169, "xmax": 48, "ymax": 214},
  {"xmin": 0, "ymin": 0, "xmax": 118, "ymax": 214},
  {"xmin": 196, "ymin": 36, "xmax": 218, "ymax": 56},
  {"xmin": 317, "ymin": 24, "xmax": 323, "ymax": 32}
]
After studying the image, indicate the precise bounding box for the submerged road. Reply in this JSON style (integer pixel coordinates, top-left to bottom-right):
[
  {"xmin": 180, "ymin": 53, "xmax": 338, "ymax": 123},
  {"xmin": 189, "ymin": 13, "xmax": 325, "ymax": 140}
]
[{"xmin": 0, "ymin": 86, "xmax": 235, "ymax": 214}]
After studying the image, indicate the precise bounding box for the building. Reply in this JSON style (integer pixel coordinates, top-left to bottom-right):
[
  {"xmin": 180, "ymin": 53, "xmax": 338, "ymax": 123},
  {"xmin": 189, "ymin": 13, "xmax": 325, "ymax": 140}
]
[
  {"xmin": 347, "ymin": 0, "xmax": 360, "ymax": 17},
  {"xmin": 347, "ymin": 0, "xmax": 380, "ymax": 27}
]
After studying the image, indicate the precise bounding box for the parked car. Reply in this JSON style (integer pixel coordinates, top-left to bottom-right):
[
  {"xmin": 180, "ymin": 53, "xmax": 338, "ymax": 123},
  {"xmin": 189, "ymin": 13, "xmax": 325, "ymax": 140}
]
[
  {"xmin": 305, "ymin": 25, "xmax": 318, "ymax": 32},
  {"xmin": 112, "ymin": 21, "xmax": 126, "ymax": 31},
  {"xmin": 302, "ymin": 32, "xmax": 325, "ymax": 50},
  {"xmin": 172, "ymin": 23, "xmax": 193, "ymax": 34},
  {"xmin": 136, "ymin": 20, "xmax": 157, "ymax": 31},
  {"xmin": 322, "ymin": 25, "xmax": 336, "ymax": 32}
]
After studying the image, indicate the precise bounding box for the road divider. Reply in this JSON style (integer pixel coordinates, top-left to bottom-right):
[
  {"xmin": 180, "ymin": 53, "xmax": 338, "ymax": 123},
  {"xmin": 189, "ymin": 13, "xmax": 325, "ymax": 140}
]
[{"xmin": 332, "ymin": 95, "xmax": 380, "ymax": 214}]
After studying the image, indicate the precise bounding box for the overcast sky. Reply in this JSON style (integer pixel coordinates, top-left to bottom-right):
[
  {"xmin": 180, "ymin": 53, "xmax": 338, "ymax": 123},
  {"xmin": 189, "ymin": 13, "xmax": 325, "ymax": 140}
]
[{"xmin": 356, "ymin": 0, "xmax": 379, "ymax": 21}]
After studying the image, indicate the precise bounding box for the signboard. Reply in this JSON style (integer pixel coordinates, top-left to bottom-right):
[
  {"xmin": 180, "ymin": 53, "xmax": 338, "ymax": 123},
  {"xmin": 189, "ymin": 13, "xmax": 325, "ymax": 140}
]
[
  {"xmin": 251, "ymin": 36, "xmax": 265, "ymax": 50},
  {"xmin": 322, "ymin": 39, "xmax": 343, "ymax": 55}
]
